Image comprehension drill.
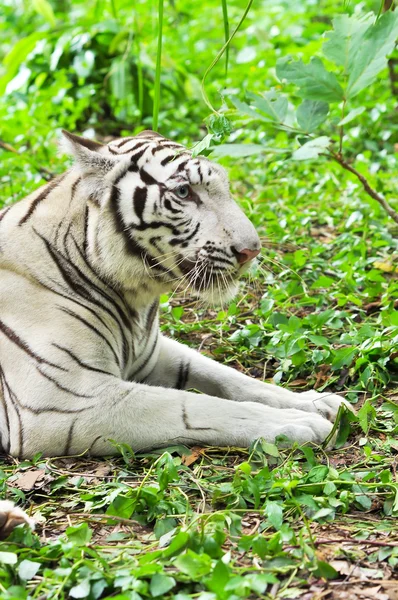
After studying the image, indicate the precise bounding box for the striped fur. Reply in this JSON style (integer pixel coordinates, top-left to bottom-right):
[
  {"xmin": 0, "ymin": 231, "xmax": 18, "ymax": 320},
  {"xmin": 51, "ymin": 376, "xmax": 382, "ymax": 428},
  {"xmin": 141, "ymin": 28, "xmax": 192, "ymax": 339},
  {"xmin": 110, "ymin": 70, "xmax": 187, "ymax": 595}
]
[{"xmin": 0, "ymin": 130, "xmax": 349, "ymax": 464}]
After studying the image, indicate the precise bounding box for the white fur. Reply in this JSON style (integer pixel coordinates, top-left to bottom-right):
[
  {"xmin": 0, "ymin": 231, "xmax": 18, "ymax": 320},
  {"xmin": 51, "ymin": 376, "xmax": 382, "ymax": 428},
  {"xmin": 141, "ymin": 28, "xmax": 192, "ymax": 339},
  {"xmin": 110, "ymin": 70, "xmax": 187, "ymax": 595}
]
[{"xmin": 0, "ymin": 131, "xmax": 350, "ymax": 462}]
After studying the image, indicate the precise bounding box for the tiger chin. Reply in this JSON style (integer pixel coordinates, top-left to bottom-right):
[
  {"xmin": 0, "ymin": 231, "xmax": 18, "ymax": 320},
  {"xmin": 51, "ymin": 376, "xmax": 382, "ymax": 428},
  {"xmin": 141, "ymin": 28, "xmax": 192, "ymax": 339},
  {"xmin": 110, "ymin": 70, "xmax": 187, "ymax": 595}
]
[{"xmin": 0, "ymin": 129, "xmax": 351, "ymax": 537}]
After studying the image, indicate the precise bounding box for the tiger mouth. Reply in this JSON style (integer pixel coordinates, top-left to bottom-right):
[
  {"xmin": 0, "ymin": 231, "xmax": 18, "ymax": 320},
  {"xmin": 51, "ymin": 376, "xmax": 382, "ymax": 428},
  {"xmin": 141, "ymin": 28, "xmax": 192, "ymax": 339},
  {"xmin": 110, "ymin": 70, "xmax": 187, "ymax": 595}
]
[{"xmin": 174, "ymin": 257, "xmax": 240, "ymax": 301}]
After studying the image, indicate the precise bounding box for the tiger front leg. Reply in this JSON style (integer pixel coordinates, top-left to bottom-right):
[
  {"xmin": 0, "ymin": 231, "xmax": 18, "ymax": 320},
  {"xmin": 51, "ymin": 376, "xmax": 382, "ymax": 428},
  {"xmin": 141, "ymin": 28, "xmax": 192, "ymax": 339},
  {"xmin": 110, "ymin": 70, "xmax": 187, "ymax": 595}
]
[
  {"xmin": 21, "ymin": 379, "xmax": 334, "ymax": 458},
  {"xmin": 145, "ymin": 336, "xmax": 351, "ymax": 422}
]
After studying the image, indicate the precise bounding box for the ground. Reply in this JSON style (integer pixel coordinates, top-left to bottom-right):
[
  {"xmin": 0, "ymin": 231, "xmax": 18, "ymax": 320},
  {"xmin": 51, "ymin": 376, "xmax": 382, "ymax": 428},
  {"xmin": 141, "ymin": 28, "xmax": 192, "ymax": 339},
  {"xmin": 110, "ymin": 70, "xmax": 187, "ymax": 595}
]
[{"xmin": 0, "ymin": 180, "xmax": 397, "ymax": 597}]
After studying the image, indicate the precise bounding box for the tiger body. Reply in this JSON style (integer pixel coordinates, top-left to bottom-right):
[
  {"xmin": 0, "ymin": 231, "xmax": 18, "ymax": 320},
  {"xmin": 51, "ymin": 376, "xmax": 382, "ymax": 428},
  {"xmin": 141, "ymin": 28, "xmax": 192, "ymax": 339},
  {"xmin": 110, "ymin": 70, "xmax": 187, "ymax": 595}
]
[{"xmin": 0, "ymin": 130, "xmax": 347, "ymax": 460}]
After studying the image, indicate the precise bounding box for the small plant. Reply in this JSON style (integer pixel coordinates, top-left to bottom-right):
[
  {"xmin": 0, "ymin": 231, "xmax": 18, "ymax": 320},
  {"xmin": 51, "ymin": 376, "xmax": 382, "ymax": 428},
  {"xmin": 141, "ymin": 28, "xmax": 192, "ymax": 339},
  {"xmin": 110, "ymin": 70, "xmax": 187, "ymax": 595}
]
[{"xmin": 226, "ymin": 9, "xmax": 398, "ymax": 225}]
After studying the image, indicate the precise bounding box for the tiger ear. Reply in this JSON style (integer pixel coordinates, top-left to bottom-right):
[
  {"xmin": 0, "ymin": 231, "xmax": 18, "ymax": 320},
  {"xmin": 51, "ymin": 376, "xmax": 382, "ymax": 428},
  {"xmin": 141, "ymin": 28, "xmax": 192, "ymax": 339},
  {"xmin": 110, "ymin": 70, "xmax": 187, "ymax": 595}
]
[{"xmin": 61, "ymin": 130, "xmax": 116, "ymax": 175}]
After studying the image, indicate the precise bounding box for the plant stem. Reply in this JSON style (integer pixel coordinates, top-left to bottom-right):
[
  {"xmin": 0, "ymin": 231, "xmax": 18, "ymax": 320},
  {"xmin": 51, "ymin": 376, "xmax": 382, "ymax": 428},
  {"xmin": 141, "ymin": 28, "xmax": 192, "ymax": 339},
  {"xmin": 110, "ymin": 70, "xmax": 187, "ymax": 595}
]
[
  {"xmin": 110, "ymin": 0, "xmax": 118, "ymax": 20},
  {"xmin": 331, "ymin": 151, "xmax": 398, "ymax": 225},
  {"xmin": 339, "ymin": 99, "xmax": 346, "ymax": 156},
  {"xmin": 221, "ymin": 0, "xmax": 230, "ymax": 77},
  {"xmin": 201, "ymin": 0, "xmax": 254, "ymax": 113},
  {"xmin": 153, "ymin": 0, "xmax": 164, "ymax": 131}
]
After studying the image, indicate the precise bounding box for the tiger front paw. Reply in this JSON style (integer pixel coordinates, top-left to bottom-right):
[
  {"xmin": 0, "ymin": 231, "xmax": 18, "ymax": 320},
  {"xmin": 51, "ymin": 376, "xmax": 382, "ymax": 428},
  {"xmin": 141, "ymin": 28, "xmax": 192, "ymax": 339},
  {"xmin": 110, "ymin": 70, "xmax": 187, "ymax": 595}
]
[{"xmin": 299, "ymin": 390, "xmax": 354, "ymax": 421}]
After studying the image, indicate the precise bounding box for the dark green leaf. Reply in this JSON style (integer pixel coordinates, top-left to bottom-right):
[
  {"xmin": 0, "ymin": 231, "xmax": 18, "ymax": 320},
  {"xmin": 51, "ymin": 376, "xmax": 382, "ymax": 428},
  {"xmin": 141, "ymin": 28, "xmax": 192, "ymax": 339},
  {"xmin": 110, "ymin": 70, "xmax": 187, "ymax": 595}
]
[
  {"xmin": 296, "ymin": 100, "xmax": 329, "ymax": 132},
  {"xmin": 276, "ymin": 57, "xmax": 344, "ymax": 102}
]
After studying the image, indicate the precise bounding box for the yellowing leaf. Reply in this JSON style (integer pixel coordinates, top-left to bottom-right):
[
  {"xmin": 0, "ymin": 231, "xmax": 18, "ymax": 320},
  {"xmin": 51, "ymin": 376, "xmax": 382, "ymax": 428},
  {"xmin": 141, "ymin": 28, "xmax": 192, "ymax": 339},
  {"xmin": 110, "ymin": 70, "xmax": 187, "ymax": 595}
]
[{"xmin": 374, "ymin": 261, "xmax": 394, "ymax": 273}]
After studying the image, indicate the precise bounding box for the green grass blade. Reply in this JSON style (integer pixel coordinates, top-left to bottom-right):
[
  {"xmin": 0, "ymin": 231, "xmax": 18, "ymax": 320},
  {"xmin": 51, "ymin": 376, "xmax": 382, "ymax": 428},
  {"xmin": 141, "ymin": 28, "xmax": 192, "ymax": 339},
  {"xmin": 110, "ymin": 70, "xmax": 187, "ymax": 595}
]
[
  {"xmin": 153, "ymin": 0, "xmax": 164, "ymax": 131},
  {"xmin": 221, "ymin": 0, "xmax": 230, "ymax": 77},
  {"xmin": 201, "ymin": 0, "xmax": 254, "ymax": 113}
]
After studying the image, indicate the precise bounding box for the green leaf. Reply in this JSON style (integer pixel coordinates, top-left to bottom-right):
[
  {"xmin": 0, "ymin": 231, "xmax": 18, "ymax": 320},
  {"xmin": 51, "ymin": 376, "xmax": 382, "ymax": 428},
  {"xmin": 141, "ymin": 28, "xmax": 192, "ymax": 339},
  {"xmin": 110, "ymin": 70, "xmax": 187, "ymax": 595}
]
[
  {"xmin": 347, "ymin": 11, "xmax": 398, "ymax": 98},
  {"xmin": 231, "ymin": 96, "xmax": 265, "ymax": 120},
  {"xmin": 248, "ymin": 91, "xmax": 288, "ymax": 122},
  {"xmin": 276, "ymin": 56, "xmax": 344, "ymax": 102},
  {"xmin": 0, "ymin": 33, "xmax": 43, "ymax": 95},
  {"xmin": 358, "ymin": 401, "xmax": 376, "ymax": 434},
  {"xmin": 211, "ymin": 143, "xmax": 265, "ymax": 158},
  {"xmin": 208, "ymin": 114, "xmax": 232, "ymax": 137},
  {"xmin": 65, "ymin": 522, "xmax": 93, "ymax": 546},
  {"xmin": 265, "ymin": 501, "xmax": 283, "ymax": 529},
  {"xmin": 296, "ymin": 100, "xmax": 329, "ymax": 132},
  {"xmin": 332, "ymin": 347, "xmax": 357, "ymax": 370},
  {"xmin": 162, "ymin": 531, "xmax": 190, "ymax": 557},
  {"xmin": 335, "ymin": 409, "xmax": 354, "ymax": 449},
  {"xmin": 191, "ymin": 133, "xmax": 213, "ymax": 157},
  {"xmin": 69, "ymin": 579, "xmax": 90, "ymax": 599},
  {"xmin": 0, "ymin": 551, "xmax": 17, "ymax": 565},
  {"xmin": 259, "ymin": 440, "xmax": 280, "ymax": 457},
  {"xmin": 292, "ymin": 136, "xmax": 331, "ymax": 161},
  {"xmin": 32, "ymin": 0, "xmax": 56, "ymax": 26},
  {"xmin": 314, "ymin": 560, "xmax": 339, "ymax": 579},
  {"xmin": 338, "ymin": 106, "xmax": 366, "ymax": 125},
  {"xmin": 107, "ymin": 495, "xmax": 135, "ymax": 519},
  {"xmin": 323, "ymin": 14, "xmax": 374, "ymax": 68},
  {"xmin": 18, "ymin": 560, "xmax": 40, "ymax": 581},
  {"xmin": 311, "ymin": 275, "xmax": 335, "ymax": 288},
  {"xmin": 207, "ymin": 560, "xmax": 230, "ymax": 596},
  {"xmin": 174, "ymin": 550, "xmax": 212, "ymax": 579},
  {"xmin": 150, "ymin": 573, "xmax": 176, "ymax": 597}
]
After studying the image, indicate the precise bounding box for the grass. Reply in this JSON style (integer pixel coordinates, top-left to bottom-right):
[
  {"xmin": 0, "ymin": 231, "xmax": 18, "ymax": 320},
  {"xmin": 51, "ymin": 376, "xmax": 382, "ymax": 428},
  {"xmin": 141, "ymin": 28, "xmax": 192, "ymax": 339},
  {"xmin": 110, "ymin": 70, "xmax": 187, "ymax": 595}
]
[{"xmin": 1, "ymin": 154, "xmax": 398, "ymax": 598}]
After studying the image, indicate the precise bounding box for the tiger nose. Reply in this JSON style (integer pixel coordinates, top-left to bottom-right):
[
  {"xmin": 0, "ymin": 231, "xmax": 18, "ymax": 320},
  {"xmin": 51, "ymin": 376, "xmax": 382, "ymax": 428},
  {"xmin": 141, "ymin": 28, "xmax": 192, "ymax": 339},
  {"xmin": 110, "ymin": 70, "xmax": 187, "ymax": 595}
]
[{"xmin": 232, "ymin": 246, "xmax": 261, "ymax": 265}]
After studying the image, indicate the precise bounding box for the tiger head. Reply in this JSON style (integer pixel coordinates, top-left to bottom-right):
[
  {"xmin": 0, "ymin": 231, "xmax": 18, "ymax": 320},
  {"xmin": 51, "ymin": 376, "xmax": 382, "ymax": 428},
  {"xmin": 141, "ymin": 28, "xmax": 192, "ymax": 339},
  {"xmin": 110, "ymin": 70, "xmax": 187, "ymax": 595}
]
[{"xmin": 62, "ymin": 130, "xmax": 261, "ymax": 304}]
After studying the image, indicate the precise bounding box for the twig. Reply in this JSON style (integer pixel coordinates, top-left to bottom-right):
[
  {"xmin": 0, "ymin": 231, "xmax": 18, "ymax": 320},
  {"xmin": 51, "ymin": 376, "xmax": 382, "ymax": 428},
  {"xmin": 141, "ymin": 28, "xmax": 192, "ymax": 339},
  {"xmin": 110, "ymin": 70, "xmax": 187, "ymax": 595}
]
[
  {"xmin": 331, "ymin": 151, "xmax": 398, "ymax": 225},
  {"xmin": 315, "ymin": 537, "xmax": 398, "ymax": 547}
]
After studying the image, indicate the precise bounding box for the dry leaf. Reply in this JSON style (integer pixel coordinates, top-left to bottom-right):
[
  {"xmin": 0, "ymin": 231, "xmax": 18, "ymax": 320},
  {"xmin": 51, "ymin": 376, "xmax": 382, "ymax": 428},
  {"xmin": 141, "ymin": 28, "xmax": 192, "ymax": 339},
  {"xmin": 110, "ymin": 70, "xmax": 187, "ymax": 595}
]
[
  {"xmin": 181, "ymin": 447, "xmax": 204, "ymax": 467},
  {"xmin": 374, "ymin": 261, "xmax": 395, "ymax": 273},
  {"xmin": 13, "ymin": 469, "xmax": 46, "ymax": 491}
]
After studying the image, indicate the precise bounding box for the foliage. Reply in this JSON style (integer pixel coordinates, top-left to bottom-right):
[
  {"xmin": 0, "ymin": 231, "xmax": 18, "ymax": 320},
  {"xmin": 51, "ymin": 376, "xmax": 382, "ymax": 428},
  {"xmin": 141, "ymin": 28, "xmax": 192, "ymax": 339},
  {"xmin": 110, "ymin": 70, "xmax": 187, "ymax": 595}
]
[{"xmin": 1, "ymin": 0, "xmax": 398, "ymax": 597}]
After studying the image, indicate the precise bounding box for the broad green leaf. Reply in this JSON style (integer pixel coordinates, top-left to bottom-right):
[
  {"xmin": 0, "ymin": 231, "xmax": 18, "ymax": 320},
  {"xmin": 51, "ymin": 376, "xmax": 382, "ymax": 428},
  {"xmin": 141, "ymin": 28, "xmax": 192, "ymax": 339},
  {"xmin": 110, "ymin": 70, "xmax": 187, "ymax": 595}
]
[
  {"xmin": 0, "ymin": 33, "xmax": 43, "ymax": 95},
  {"xmin": 314, "ymin": 560, "xmax": 339, "ymax": 579},
  {"xmin": 259, "ymin": 440, "xmax": 280, "ymax": 457},
  {"xmin": 150, "ymin": 573, "xmax": 176, "ymax": 597},
  {"xmin": 353, "ymin": 484, "xmax": 372, "ymax": 510},
  {"xmin": 212, "ymin": 143, "xmax": 286, "ymax": 158},
  {"xmin": 207, "ymin": 560, "xmax": 230, "ymax": 596},
  {"xmin": 107, "ymin": 495, "xmax": 135, "ymax": 519},
  {"xmin": 69, "ymin": 579, "xmax": 91, "ymax": 599},
  {"xmin": 311, "ymin": 274, "xmax": 335, "ymax": 288},
  {"xmin": 162, "ymin": 531, "xmax": 189, "ymax": 557},
  {"xmin": 174, "ymin": 550, "xmax": 212, "ymax": 579},
  {"xmin": 323, "ymin": 14, "xmax": 374, "ymax": 68},
  {"xmin": 347, "ymin": 11, "xmax": 398, "ymax": 98},
  {"xmin": 265, "ymin": 501, "xmax": 283, "ymax": 529},
  {"xmin": 0, "ymin": 551, "xmax": 17, "ymax": 565},
  {"xmin": 331, "ymin": 347, "xmax": 357, "ymax": 370},
  {"xmin": 5, "ymin": 67, "xmax": 31, "ymax": 95},
  {"xmin": 191, "ymin": 133, "xmax": 213, "ymax": 157},
  {"xmin": 66, "ymin": 522, "xmax": 93, "ymax": 546},
  {"xmin": 276, "ymin": 57, "xmax": 344, "ymax": 102},
  {"xmin": 18, "ymin": 560, "xmax": 40, "ymax": 581},
  {"xmin": 230, "ymin": 97, "xmax": 268, "ymax": 120},
  {"xmin": 248, "ymin": 91, "xmax": 288, "ymax": 123},
  {"xmin": 338, "ymin": 106, "xmax": 366, "ymax": 126},
  {"xmin": 292, "ymin": 136, "xmax": 330, "ymax": 161},
  {"xmin": 296, "ymin": 100, "xmax": 329, "ymax": 132},
  {"xmin": 211, "ymin": 144, "xmax": 264, "ymax": 158},
  {"xmin": 32, "ymin": 0, "xmax": 56, "ymax": 26}
]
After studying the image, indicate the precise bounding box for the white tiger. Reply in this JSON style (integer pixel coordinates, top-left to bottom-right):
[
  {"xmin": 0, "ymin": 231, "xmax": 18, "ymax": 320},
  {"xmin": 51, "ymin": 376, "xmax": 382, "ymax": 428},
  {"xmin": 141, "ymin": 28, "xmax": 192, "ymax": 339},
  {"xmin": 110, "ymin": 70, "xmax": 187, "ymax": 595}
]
[{"xmin": 0, "ymin": 130, "xmax": 348, "ymax": 536}]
